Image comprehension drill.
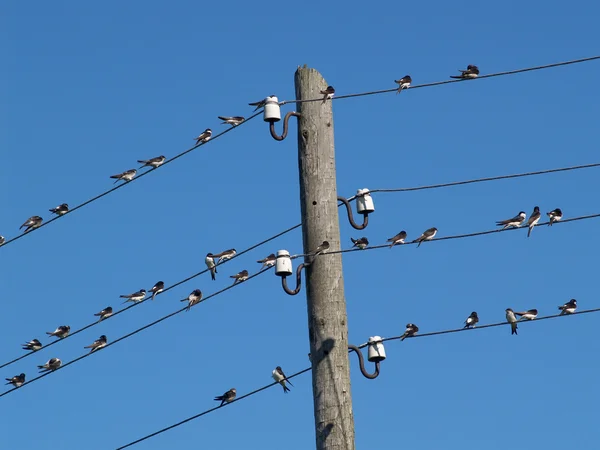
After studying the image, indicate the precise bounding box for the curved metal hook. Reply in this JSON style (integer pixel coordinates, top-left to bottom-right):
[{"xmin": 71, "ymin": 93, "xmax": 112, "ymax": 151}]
[
  {"xmin": 348, "ymin": 344, "xmax": 380, "ymax": 379},
  {"xmin": 270, "ymin": 111, "xmax": 301, "ymax": 141},
  {"xmin": 281, "ymin": 263, "xmax": 306, "ymax": 296},
  {"xmin": 337, "ymin": 196, "xmax": 369, "ymax": 230}
]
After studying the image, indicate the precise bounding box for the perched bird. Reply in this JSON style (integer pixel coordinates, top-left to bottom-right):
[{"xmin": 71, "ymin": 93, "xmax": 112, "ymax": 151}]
[
  {"xmin": 248, "ymin": 95, "xmax": 276, "ymax": 111},
  {"xmin": 216, "ymin": 248, "xmax": 237, "ymax": 262},
  {"xmin": 547, "ymin": 208, "xmax": 563, "ymax": 226},
  {"xmin": 450, "ymin": 65, "xmax": 480, "ymax": 79},
  {"xmin": 49, "ymin": 203, "xmax": 69, "ymax": 216},
  {"xmin": 20, "ymin": 216, "xmax": 43, "ymax": 233},
  {"xmin": 22, "ymin": 339, "xmax": 42, "ymax": 352},
  {"xmin": 257, "ymin": 253, "xmax": 276, "ymax": 269},
  {"xmin": 231, "ymin": 270, "xmax": 249, "ymax": 285},
  {"xmin": 214, "ymin": 388, "xmax": 236, "ymax": 406},
  {"xmin": 120, "ymin": 289, "xmax": 147, "ymax": 304},
  {"xmin": 5, "ymin": 373, "xmax": 26, "ymax": 388},
  {"xmin": 414, "ymin": 228, "xmax": 437, "ymax": 247},
  {"xmin": 496, "ymin": 211, "xmax": 526, "ymax": 229},
  {"xmin": 400, "ymin": 323, "xmax": 419, "ymax": 341},
  {"xmin": 313, "ymin": 241, "xmax": 330, "ymax": 256},
  {"xmin": 387, "ymin": 231, "xmax": 407, "ymax": 248},
  {"xmin": 38, "ymin": 357, "xmax": 62, "ymax": 373},
  {"xmin": 351, "ymin": 237, "xmax": 369, "ymax": 250},
  {"xmin": 464, "ymin": 311, "xmax": 479, "ymax": 329},
  {"xmin": 205, "ymin": 253, "xmax": 217, "ymax": 281},
  {"xmin": 514, "ymin": 309, "xmax": 538, "ymax": 321},
  {"xmin": 137, "ymin": 155, "xmax": 166, "ymax": 169},
  {"xmin": 272, "ymin": 366, "xmax": 293, "ymax": 393},
  {"xmin": 94, "ymin": 306, "xmax": 113, "ymax": 322},
  {"xmin": 559, "ymin": 299, "xmax": 577, "ymax": 315},
  {"xmin": 46, "ymin": 325, "xmax": 70, "ymax": 339},
  {"xmin": 320, "ymin": 85, "xmax": 335, "ymax": 103},
  {"xmin": 182, "ymin": 289, "xmax": 202, "ymax": 312},
  {"xmin": 0, "ymin": 236, "xmax": 5, "ymax": 245},
  {"xmin": 394, "ymin": 75, "xmax": 412, "ymax": 94},
  {"xmin": 85, "ymin": 335, "xmax": 107, "ymax": 353},
  {"xmin": 149, "ymin": 281, "xmax": 165, "ymax": 300},
  {"xmin": 110, "ymin": 169, "xmax": 137, "ymax": 184},
  {"xmin": 218, "ymin": 116, "xmax": 245, "ymax": 127},
  {"xmin": 526, "ymin": 206, "xmax": 541, "ymax": 238},
  {"xmin": 194, "ymin": 128, "xmax": 212, "ymax": 145},
  {"xmin": 506, "ymin": 308, "xmax": 518, "ymax": 335}
]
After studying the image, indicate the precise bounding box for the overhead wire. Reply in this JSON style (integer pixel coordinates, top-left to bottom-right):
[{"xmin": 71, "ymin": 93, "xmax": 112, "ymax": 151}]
[
  {"xmin": 0, "ymin": 223, "xmax": 301, "ymax": 371},
  {"xmin": 0, "ymin": 111, "xmax": 263, "ymax": 250},
  {"xmin": 115, "ymin": 306, "xmax": 600, "ymax": 449},
  {"xmin": 0, "ymin": 267, "xmax": 273, "ymax": 398},
  {"xmin": 281, "ymin": 56, "xmax": 600, "ymax": 105}
]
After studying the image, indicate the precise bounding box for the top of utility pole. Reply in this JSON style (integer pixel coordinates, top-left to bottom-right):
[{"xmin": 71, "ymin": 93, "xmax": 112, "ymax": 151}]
[{"xmin": 295, "ymin": 66, "xmax": 356, "ymax": 450}]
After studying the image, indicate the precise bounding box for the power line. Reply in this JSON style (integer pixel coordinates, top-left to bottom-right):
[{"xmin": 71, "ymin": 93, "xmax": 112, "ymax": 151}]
[
  {"xmin": 281, "ymin": 56, "xmax": 600, "ymax": 105},
  {"xmin": 291, "ymin": 213, "xmax": 600, "ymax": 259},
  {"xmin": 115, "ymin": 306, "xmax": 600, "ymax": 449},
  {"xmin": 0, "ymin": 223, "xmax": 300, "ymax": 371},
  {"xmin": 346, "ymin": 162, "xmax": 600, "ymax": 200},
  {"xmin": 115, "ymin": 367, "xmax": 312, "ymax": 450},
  {"xmin": 0, "ymin": 267, "xmax": 273, "ymax": 398},
  {"xmin": 0, "ymin": 111, "xmax": 263, "ymax": 250}
]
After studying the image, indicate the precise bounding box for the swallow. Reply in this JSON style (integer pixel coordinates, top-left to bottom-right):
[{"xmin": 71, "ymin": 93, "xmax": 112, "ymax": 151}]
[
  {"xmin": 20, "ymin": 216, "xmax": 43, "ymax": 233},
  {"xmin": 559, "ymin": 299, "xmax": 577, "ymax": 315},
  {"xmin": 205, "ymin": 253, "xmax": 217, "ymax": 281},
  {"xmin": 387, "ymin": 231, "xmax": 407, "ymax": 248},
  {"xmin": 248, "ymin": 95, "xmax": 277, "ymax": 111},
  {"xmin": 231, "ymin": 270, "xmax": 249, "ymax": 285},
  {"xmin": 137, "ymin": 155, "xmax": 166, "ymax": 169},
  {"xmin": 94, "ymin": 306, "xmax": 113, "ymax": 322},
  {"xmin": 49, "ymin": 203, "xmax": 69, "ymax": 216},
  {"xmin": 496, "ymin": 211, "xmax": 526, "ymax": 229},
  {"xmin": 464, "ymin": 312, "xmax": 479, "ymax": 329},
  {"xmin": 400, "ymin": 323, "xmax": 419, "ymax": 341},
  {"xmin": 313, "ymin": 241, "xmax": 330, "ymax": 256},
  {"xmin": 351, "ymin": 237, "xmax": 369, "ymax": 250},
  {"xmin": 506, "ymin": 308, "xmax": 518, "ymax": 335},
  {"xmin": 120, "ymin": 289, "xmax": 147, "ymax": 304},
  {"xmin": 5, "ymin": 373, "xmax": 25, "ymax": 388},
  {"xmin": 181, "ymin": 289, "xmax": 202, "ymax": 312},
  {"xmin": 414, "ymin": 227, "xmax": 437, "ymax": 247},
  {"xmin": 218, "ymin": 116, "xmax": 245, "ymax": 127},
  {"xmin": 450, "ymin": 65, "xmax": 480, "ymax": 79},
  {"xmin": 149, "ymin": 281, "xmax": 164, "ymax": 300},
  {"xmin": 526, "ymin": 206, "xmax": 541, "ymax": 237},
  {"xmin": 394, "ymin": 75, "xmax": 412, "ymax": 94},
  {"xmin": 216, "ymin": 248, "xmax": 237, "ymax": 263},
  {"xmin": 110, "ymin": 169, "xmax": 137, "ymax": 184},
  {"xmin": 85, "ymin": 335, "xmax": 107, "ymax": 353},
  {"xmin": 514, "ymin": 309, "xmax": 538, "ymax": 321},
  {"xmin": 194, "ymin": 128, "xmax": 212, "ymax": 145},
  {"xmin": 547, "ymin": 208, "xmax": 563, "ymax": 226},
  {"xmin": 320, "ymin": 86, "xmax": 335, "ymax": 103},
  {"xmin": 22, "ymin": 339, "xmax": 43, "ymax": 352},
  {"xmin": 257, "ymin": 253, "xmax": 276, "ymax": 269},
  {"xmin": 0, "ymin": 236, "xmax": 5, "ymax": 245},
  {"xmin": 38, "ymin": 357, "xmax": 62, "ymax": 373},
  {"xmin": 214, "ymin": 388, "xmax": 236, "ymax": 406},
  {"xmin": 46, "ymin": 325, "xmax": 70, "ymax": 339},
  {"xmin": 272, "ymin": 366, "xmax": 293, "ymax": 393}
]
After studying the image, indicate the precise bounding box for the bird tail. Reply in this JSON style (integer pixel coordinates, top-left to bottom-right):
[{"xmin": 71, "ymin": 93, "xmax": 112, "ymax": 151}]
[
  {"xmin": 416, "ymin": 239, "xmax": 422, "ymax": 248},
  {"xmin": 283, "ymin": 384, "xmax": 290, "ymax": 393},
  {"xmin": 211, "ymin": 270, "xmax": 216, "ymax": 281},
  {"xmin": 45, "ymin": 332, "xmax": 53, "ymax": 336},
  {"xmin": 527, "ymin": 226, "xmax": 533, "ymax": 238},
  {"xmin": 449, "ymin": 75, "xmax": 463, "ymax": 79},
  {"xmin": 400, "ymin": 333, "xmax": 407, "ymax": 341}
]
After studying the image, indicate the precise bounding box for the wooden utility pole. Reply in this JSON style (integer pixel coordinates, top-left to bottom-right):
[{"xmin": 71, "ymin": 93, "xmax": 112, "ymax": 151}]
[{"xmin": 295, "ymin": 66, "xmax": 355, "ymax": 450}]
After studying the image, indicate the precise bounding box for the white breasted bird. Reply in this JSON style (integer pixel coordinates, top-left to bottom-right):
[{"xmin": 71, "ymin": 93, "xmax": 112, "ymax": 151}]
[
  {"xmin": 20, "ymin": 216, "xmax": 43, "ymax": 233},
  {"xmin": 320, "ymin": 85, "xmax": 335, "ymax": 103},
  {"xmin": 49, "ymin": 203, "xmax": 69, "ymax": 216},
  {"xmin": 194, "ymin": 128, "xmax": 212, "ymax": 145},
  {"xmin": 559, "ymin": 299, "xmax": 577, "ymax": 315},
  {"xmin": 216, "ymin": 248, "xmax": 237, "ymax": 262},
  {"xmin": 205, "ymin": 253, "xmax": 217, "ymax": 281},
  {"xmin": 547, "ymin": 208, "xmax": 563, "ymax": 226},
  {"xmin": 120, "ymin": 289, "xmax": 147, "ymax": 304},
  {"xmin": 110, "ymin": 169, "xmax": 137, "ymax": 184},
  {"xmin": 257, "ymin": 253, "xmax": 276, "ymax": 269},
  {"xmin": 94, "ymin": 306, "xmax": 113, "ymax": 322},
  {"xmin": 218, "ymin": 116, "xmax": 245, "ymax": 127},
  {"xmin": 230, "ymin": 270, "xmax": 249, "ymax": 285},
  {"xmin": 272, "ymin": 366, "xmax": 293, "ymax": 393},
  {"xmin": 38, "ymin": 357, "xmax": 62, "ymax": 373},
  {"xmin": 0, "ymin": 236, "xmax": 5, "ymax": 245},
  {"xmin": 85, "ymin": 335, "xmax": 108, "ymax": 353},
  {"xmin": 526, "ymin": 206, "xmax": 541, "ymax": 238},
  {"xmin": 137, "ymin": 155, "xmax": 166, "ymax": 169},
  {"xmin": 248, "ymin": 95, "xmax": 277, "ymax": 111},
  {"xmin": 450, "ymin": 65, "xmax": 480, "ymax": 79},
  {"xmin": 414, "ymin": 227, "xmax": 437, "ymax": 247},
  {"xmin": 496, "ymin": 211, "xmax": 526, "ymax": 229},
  {"xmin": 46, "ymin": 325, "xmax": 70, "ymax": 339},
  {"xmin": 313, "ymin": 241, "xmax": 330, "ymax": 256},
  {"xmin": 182, "ymin": 289, "xmax": 202, "ymax": 312},
  {"xmin": 5, "ymin": 373, "xmax": 26, "ymax": 388},
  {"xmin": 464, "ymin": 312, "xmax": 479, "ymax": 329},
  {"xmin": 514, "ymin": 309, "xmax": 538, "ymax": 321},
  {"xmin": 214, "ymin": 388, "xmax": 236, "ymax": 406},
  {"xmin": 149, "ymin": 281, "xmax": 165, "ymax": 300},
  {"xmin": 22, "ymin": 339, "xmax": 42, "ymax": 352},
  {"xmin": 387, "ymin": 231, "xmax": 407, "ymax": 248},
  {"xmin": 351, "ymin": 237, "xmax": 369, "ymax": 250},
  {"xmin": 394, "ymin": 75, "xmax": 412, "ymax": 94},
  {"xmin": 400, "ymin": 323, "xmax": 419, "ymax": 341},
  {"xmin": 505, "ymin": 308, "xmax": 518, "ymax": 335}
]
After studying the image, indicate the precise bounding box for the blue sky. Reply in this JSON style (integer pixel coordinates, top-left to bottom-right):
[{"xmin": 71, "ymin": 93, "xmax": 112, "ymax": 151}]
[{"xmin": 3, "ymin": 1, "xmax": 600, "ymax": 449}]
